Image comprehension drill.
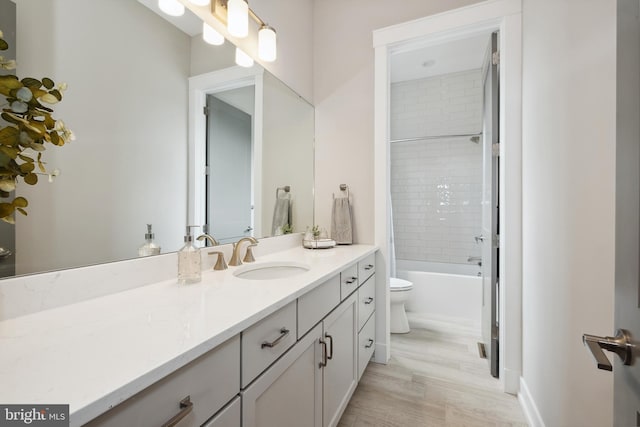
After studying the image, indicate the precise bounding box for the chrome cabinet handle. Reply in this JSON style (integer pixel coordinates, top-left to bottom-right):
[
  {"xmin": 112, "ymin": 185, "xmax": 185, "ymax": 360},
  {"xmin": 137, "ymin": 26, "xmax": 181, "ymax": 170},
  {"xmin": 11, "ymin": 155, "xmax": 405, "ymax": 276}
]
[
  {"xmin": 261, "ymin": 327, "xmax": 290, "ymax": 349},
  {"xmin": 365, "ymin": 339, "xmax": 374, "ymax": 349},
  {"xmin": 161, "ymin": 395, "xmax": 193, "ymax": 427},
  {"xmin": 325, "ymin": 333, "xmax": 334, "ymax": 360},
  {"xmin": 364, "ymin": 297, "xmax": 374, "ymax": 305},
  {"xmin": 319, "ymin": 339, "xmax": 328, "ymax": 368},
  {"xmin": 364, "ymin": 264, "xmax": 374, "ymax": 271},
  {"xmin": 474, "ymin": 235, "xmax": 485, "ymax": 243},
  {"xmin": 582, "ymin": 329, "xmax": 633, "ymax": 371},
  {"xmin": 345, "ymin": 276, "xmax": 357, "ymax": 284}
]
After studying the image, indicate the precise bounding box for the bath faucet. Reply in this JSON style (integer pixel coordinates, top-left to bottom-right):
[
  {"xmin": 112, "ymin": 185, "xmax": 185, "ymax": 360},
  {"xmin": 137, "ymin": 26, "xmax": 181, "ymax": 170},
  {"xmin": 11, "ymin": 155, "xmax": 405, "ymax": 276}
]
[
  {"xmin": 229, "ymin": 237, "xmax": 258, "ymax": 266},
  {"xmin": 197, "ymin": 234, "xmax": 219, "ymax": 247}
]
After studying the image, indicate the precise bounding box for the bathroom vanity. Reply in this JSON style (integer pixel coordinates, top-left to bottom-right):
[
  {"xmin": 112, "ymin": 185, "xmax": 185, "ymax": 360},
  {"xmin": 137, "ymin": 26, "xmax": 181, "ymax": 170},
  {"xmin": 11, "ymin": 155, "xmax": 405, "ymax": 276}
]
[{"xmin": 0, "ymin": 243, "xmax": 377, "ymax": 427}]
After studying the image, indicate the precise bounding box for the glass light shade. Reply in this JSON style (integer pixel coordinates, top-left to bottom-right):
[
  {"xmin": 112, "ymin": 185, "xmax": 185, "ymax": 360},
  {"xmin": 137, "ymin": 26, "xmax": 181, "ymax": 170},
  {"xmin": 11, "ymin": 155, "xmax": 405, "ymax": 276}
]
[
  {"xmin": 188, "ymin": 0, "xmax": 210, "ymax": 5},
  {"xmin": 158, "ymin": 0, "xmax": 184, "ymax": 16},
  {"xmin": 235, "ymin": 48, "xmax": 254, "ymax": 68},
  {"xmin": 227, "ymin": 0, "xmax": 249, "ymax": 38},
  {"xmin": 203, "ymin": 22, "xmax": 224, "ymax": 45},
  {"xmin": 258, "ymin": 25, "xmax": 277, "ymax": 62}
]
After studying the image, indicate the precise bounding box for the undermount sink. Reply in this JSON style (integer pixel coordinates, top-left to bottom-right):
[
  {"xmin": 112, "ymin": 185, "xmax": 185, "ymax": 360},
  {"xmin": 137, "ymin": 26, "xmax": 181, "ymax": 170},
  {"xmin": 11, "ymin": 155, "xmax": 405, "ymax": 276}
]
[{"xmin": 233, "ymin": 261, "xmax": 311, "ymax": 280}]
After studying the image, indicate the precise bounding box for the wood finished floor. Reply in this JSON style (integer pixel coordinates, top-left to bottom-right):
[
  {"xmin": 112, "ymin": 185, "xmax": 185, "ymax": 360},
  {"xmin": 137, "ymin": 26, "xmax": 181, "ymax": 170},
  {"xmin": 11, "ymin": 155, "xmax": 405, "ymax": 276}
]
[{"xmin": 338, "ymin": 313, "xmax": 528, "ymax": 427}]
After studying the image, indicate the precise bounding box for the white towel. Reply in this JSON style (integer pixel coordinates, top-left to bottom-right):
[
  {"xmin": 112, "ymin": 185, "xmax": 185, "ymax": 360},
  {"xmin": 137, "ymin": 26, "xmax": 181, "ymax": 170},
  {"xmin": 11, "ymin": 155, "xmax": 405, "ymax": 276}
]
[
  {"xmin": 331, "ymin": 197, "xmax": 353, "ymax": 244},
  {"xmin": 272, "ymin": 194, "xmax": 292, "ymax": 235}
]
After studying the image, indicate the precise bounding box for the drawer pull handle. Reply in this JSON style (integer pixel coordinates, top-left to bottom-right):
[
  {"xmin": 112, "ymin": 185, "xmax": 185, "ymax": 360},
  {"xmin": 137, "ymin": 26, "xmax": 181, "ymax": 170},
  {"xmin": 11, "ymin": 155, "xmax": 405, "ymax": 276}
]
[
  {"xmin": 365, "ymin": 339, "xmax": 374, "ymax": 349},
  {"xmin": 319, "ymin": 339, "xmax": 328, "ymax": 368},
  {"xmin": 345, "ymin": 276, "xmax": 357, "ymax": 284},
  {"xmin": 364, "ymin": 297, "xmax": 374, "ymax": 305},
  {"xmin": 325, "ymin": 333, "xmax": 334, "ymax": 360},
  {"xmin": 261, "ymin": 327, "xmax": 290, "ymax": 349},
  {"xmin": 364, "ymin": 264, "xmax": 374, "ymax": 271},
  {"xmin": 162, "ymin": 395, "xmax": 193, "ymax": 427}
]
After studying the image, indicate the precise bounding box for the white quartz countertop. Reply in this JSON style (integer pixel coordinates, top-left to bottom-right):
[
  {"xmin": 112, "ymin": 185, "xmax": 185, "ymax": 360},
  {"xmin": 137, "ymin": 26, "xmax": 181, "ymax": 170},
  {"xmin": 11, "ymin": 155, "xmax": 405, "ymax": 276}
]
[{"xmin": 0, "ymin": 244, "xmax": 377, "ymax": 426}]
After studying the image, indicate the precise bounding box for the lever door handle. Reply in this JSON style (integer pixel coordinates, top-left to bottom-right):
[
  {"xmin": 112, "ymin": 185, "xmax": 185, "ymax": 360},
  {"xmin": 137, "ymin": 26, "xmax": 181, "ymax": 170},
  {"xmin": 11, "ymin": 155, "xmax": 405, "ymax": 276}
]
[{"xmin": 582, "ymin": 329, "xmax": 633, "ymax": 371}]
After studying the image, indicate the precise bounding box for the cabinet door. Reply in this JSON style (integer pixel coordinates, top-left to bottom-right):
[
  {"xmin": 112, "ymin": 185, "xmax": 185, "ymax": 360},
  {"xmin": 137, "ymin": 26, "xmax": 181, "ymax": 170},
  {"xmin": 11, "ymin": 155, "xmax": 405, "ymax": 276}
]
[
  {"xmin": 242, "ymin": 323, "xmax": 323, "ymax": 427},
  {"xmin": 203, "ymin": 396, "xmax": 241, "ymax": 427},
  {"xmin": 322, "ymin": 293, "xmax": 358, "ymax": 427}
]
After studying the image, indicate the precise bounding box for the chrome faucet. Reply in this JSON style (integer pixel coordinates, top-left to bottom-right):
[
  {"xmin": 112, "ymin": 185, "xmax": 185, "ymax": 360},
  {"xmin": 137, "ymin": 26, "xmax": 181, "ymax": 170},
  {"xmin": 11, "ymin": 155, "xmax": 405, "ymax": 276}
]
[
  {"xmin": 197, "ymin": 234, "xmax": 219, "ymax": 247},
  {"xmin": 229, "ymin": 237, "xmax": 258, "ymax": 266}
]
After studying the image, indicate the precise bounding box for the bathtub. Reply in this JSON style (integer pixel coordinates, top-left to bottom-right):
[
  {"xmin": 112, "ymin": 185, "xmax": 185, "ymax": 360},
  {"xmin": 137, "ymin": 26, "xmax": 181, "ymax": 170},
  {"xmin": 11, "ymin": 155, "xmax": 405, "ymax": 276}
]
[{"xmin": 395, "ymin": 259, "xmax": 482, "ymax": 325}]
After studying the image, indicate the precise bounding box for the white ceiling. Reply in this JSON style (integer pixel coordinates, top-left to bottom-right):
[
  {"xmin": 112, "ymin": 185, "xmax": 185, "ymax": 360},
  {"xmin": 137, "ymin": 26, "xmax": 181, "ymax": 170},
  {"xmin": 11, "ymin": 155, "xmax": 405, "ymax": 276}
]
[
  {"xmin": 137, "ymin": 0, "xmax": 202, "ymax": 36},
  {"xmin": 391, "ymin": 33, "xmax": 491, "ymax": 83}
]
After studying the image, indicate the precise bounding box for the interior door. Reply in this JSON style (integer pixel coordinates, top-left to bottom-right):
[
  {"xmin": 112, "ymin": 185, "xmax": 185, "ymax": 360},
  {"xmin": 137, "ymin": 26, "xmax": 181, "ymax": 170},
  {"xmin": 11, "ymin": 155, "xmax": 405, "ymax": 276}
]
[
  {"xmin": 481, "ymin": 31, "xmax": 500, "ymax": 378},
  {"xmin": 206, "ymin": 95, "xmax": 253, "ymax": 244},
  {"xmin": 583, "ymin": 1, "xmax": 640, "ymax": 424},
  {"xmin": 613, "ymin": 0, "xmax": 640, "ymax": 423}
]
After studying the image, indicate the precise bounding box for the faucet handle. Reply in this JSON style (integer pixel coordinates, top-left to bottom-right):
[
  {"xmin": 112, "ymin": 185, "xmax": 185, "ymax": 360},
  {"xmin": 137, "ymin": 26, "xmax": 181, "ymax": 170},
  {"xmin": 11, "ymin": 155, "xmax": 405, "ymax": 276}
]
[
  {"xmin": 243, "ymin": 244, "xmax": 257, "ymax": 263},
  {"xmin": 208, "ymin": 251, "xmax": 227, "ymax": 270}
]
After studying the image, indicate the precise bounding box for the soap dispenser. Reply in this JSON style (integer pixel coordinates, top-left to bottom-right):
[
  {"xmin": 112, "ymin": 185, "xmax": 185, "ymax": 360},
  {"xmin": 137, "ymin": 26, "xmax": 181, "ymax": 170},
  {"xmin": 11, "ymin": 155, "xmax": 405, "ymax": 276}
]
[
  {"xmin": 178, "ymin": 225, "xmax": 201, "ymax": 285},
  {"xmin": 138, "ymin": 224, "xmax": 161, "ymax": 257}
]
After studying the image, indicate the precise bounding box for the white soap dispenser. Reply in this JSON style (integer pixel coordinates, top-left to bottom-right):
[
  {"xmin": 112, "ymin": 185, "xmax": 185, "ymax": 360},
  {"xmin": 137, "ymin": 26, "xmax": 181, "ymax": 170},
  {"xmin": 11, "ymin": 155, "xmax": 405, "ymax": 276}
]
[
  {"xmin": 178, "ymin": 225, "xmax": 201, "ymax": 285},
  {"xmin": 138, "ymin": 224, "xmax": 161, "ymax": 257}
]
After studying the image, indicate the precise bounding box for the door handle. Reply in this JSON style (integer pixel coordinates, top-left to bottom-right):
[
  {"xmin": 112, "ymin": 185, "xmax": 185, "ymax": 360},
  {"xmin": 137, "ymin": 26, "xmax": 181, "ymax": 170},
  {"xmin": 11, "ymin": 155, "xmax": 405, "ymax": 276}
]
[{"xmin": 582, "ymin": 329, "xmax": 633, "ymax": 371}]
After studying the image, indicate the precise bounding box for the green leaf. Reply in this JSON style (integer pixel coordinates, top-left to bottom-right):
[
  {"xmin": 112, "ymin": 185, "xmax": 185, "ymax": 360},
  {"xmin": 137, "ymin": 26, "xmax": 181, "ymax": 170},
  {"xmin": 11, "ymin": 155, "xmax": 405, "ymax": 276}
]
[
  {"xmin": 19, "ymin": 162, "xmax": 34, "ymax": 173},
  {"xmin": 0, "ymin": 75, "xmax": 22, "ymax": 97},
  {"xmin": 49, "ymin": 89, "xmax": 62, "ymax": 101},
  {"xmin": 16, "ymin": 207, "xmax": 26, "ymax": 216},
  {"xmin": 42, "ymin": 78, "xmax": 54, "ymax": 89},
  {"xmin": 37, "ymin": 152, "xmax": 45, "ymax": 173},
  {"xmin": 0, "ymin": 126, "xmax": 19, "ymax": 146},
  {"xmin": 0, "ymin": 203, "xmax": 14, "ymax": 218},
  {"xmin": 13, "ymin": 197, "xmax": 28, "ymax": 208},
  {"xmin": 21, "ymin": 77, "xmax": 41, "ymax": 88},
  {"xmin": 0, "ymin": 179, "xmax": 15, "ymax": 192},
  {"xmin": 0, "ymin": 112, "xmax": 20, "ymax": 125},
  {"xmin": 18, "ymin": 154, "xmax": 34, "ymax": 163},
  {"xmin": 23, "ymin": 173, "xmax": 37, "ymax": 185},
  {"xmin": 0, "ymin": 151, "xmax": 10, "ymax": 168},
  {"xmin": 0, "ymin": 146, "xmax": 19, "ymax": 159},
  {"xmin": 50, "ymin": 131, "xmax": 60, "ymax": 145},
  {"xmin": 0, "ymin": 39, "xmax": 8, "ymax": 51}
]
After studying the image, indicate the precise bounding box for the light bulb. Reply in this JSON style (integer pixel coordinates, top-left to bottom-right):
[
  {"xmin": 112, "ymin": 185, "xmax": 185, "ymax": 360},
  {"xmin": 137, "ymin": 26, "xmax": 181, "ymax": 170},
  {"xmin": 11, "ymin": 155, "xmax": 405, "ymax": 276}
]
[
  {"xmin": 189, "ymin": 0, "xmax": 210, "ymax": 5},
  {"xmin": 235, "ymin": 48, "xmax": 254, "ymax": 68},
  {"xmin": 158, "ymin": 0, "xmax": 184, "ymax": 16},
  {"xmin": 228, "ymin": 0, "xmax": 248, "ymax": 38},
  {"xmin": 258, "ymin": 25, "xmax": 277, "ymax": 62},
  {"xmin": 203, "ymin": 22, "xmax": 224, "ymax": 45}
]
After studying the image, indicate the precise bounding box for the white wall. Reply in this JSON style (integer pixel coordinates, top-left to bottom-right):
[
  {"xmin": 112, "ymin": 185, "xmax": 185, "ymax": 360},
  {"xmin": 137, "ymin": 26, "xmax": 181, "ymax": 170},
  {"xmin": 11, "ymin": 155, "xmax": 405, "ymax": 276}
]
[
  {"xmin": 391, "ymin": 70, "xmax": 483, "ymax": 264},
  {"xmin": 312, "ymin": 0, "xmax": 483, "ymax": 244},
  {"xmin": 15, "ymin": 0, "xmax": 189, "ymax": 274},
  {"xmin": 521, "ymin": 0, "xmax": 616, "ymax": 425}
]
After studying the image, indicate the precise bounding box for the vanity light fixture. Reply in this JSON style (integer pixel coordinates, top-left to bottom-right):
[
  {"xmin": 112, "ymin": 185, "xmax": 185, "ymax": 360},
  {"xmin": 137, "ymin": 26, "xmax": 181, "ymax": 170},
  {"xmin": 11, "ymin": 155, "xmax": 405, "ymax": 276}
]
[
  {"xmin": 158, "ymin": 0, "xmax": 184, "ymax": 16},
  {"xmin": 235, "ymin": 48, "xmax": 254, "ymax": 67},
  {"xmin": 188, "ymin": 0, "xmax": 211, "ymax": 5},
  {"xmin": 210, "ymin": 0, "xmax": 278, "ymax": 62},
  {"xmin": 203, "ymin": 22, "xmax": 224, "ymax": 45},
  {"xmin": 227, "ymin": 0, "xmax": 249, "ymax": 38}
]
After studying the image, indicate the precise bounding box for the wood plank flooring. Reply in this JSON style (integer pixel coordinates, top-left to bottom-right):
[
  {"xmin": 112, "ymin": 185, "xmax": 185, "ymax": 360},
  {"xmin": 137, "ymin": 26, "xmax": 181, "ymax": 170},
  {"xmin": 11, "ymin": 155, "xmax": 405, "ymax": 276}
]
[{"xmin": 338, "ymin": 313, "xmax": 528, "ymax": 427}]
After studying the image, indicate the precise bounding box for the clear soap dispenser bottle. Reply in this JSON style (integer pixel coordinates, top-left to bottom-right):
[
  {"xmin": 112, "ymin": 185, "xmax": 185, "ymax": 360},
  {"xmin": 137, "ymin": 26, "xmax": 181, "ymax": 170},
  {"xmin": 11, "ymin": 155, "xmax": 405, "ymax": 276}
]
[
  {"xmin": 178, "ymin": 225, "xmax": 201, "ymax": 285},
  {"xmin": 138, "ymin": 224, "xmax": 161, "ymax": 257}
]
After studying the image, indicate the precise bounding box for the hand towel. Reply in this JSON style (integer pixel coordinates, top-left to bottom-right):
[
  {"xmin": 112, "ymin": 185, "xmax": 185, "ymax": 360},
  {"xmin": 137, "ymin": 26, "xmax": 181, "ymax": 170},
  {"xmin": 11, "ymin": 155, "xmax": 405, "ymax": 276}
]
[
  {"xmin": 331, "ymin": 197, "xmax": 353, "ymax": 244},
  {"xmin": 272, "ymin": 193, "xmax": 292, "ymax": 235}
]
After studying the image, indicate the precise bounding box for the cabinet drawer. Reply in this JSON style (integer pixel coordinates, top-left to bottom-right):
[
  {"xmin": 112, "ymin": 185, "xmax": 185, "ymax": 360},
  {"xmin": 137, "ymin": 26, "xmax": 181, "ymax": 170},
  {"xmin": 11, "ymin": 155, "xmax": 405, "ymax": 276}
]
[
  {"xmin": 203, "ymin": 396, "xmax": 241, "ymax": 427},
  {"xmin": 298, "ymin": 275, "xmax": 340, "ymax": 339},
  {"xmin": 242, "ymin": 301, "xmax": 297, "ymax": 388},
  {"xmin": 340, "ymin": 264, "xmax": 359, "ymax": 300},
  {"xmin": 86, "ymin": 335, "xmax": 240, "ymax": 427},
  {"xmin": 358, "ymin": 253, "xmax": 376, "ymax": 285},
  {"xmin": 357, "ymin": 314, "xmax": 376, "ymax": 381},
  {"xmin": 357, "ymin": 274, "xmax": 375, "ymax": 331}
]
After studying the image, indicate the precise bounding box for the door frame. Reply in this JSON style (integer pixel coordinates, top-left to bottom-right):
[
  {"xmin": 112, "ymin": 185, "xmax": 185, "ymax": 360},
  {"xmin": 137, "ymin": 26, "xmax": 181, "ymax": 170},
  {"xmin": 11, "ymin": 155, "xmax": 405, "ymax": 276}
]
[
  {"xmin": 372, "ymin": 0, "xmax": 523, "ymax": 393},
  {"xmin": 188, "ymin": 66, "xmax": 265, "ymax": 237}
]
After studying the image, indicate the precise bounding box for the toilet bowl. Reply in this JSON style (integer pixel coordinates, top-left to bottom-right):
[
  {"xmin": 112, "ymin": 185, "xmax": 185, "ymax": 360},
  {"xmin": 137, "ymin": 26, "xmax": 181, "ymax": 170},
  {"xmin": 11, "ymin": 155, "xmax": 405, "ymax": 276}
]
[{"xmin": 390, "ymin": 277, "xmax": 413, "ymax": 334}]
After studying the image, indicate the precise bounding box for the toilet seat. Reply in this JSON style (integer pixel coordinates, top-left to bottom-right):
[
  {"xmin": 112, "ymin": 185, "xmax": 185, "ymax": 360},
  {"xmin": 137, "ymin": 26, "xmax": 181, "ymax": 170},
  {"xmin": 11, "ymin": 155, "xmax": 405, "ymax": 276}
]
[{"xmin": 390, "ymin": 277, "xmax": 413, "ymax": 291}]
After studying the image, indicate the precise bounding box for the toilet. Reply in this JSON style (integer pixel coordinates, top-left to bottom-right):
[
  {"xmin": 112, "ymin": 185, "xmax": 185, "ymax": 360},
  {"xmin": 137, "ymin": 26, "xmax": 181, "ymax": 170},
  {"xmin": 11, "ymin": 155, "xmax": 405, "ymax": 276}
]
[{"xmin": 390, "ymin": 277, "xmax": 413, "ymax": 334}]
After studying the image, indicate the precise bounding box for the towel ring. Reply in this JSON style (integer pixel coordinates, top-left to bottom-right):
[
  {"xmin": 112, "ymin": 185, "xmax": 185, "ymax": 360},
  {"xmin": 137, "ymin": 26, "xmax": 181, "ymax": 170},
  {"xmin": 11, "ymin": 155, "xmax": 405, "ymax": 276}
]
[
  {"xmin": 276, "ymin": 186, "xmax": 291, "ymax": 198},
  {"xmin": 333, "ymin": 184, "xmax": 349, "ymax": 199}
]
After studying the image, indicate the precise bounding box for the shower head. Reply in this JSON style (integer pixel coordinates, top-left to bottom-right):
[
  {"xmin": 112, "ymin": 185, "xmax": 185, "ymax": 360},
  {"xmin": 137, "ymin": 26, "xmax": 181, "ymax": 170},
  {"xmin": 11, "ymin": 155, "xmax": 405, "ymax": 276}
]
[{"xmin": 470, "ymin": 136, "xmax": 480, "ymax": 144}]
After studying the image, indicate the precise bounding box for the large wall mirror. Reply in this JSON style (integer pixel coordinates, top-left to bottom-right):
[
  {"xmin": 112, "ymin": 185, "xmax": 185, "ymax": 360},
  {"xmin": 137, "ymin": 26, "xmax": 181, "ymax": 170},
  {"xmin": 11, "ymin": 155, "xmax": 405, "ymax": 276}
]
[{"xmin": 0, "ymin": 0, "xmax": 314, "ymax": 277}]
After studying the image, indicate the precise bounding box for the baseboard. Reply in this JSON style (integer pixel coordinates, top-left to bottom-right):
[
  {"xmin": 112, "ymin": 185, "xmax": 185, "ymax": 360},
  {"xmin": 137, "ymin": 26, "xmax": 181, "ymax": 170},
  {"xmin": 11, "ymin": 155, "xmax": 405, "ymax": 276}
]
[
  {"xmin": 518, "ymin": 377, "xmax": 545, "ymax": 427},
  {"xmin": 503, "ymin": 367, "xmax": 520, "ymax": 394},
  {"xmin": 373, "ymin": 341, "xmax": 389, "ymax": 364}
]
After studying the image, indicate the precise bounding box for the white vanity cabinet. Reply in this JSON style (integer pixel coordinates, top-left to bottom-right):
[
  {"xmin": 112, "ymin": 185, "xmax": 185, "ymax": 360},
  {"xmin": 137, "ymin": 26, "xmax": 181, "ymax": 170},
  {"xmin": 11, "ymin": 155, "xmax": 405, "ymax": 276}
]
[
  {"xmin": 356, "ymin": 254, "xmax": 376, "ymax": 381},
  {"xmin": 85, "ymin": 335, "xmax": 240, "ymax": 427}
]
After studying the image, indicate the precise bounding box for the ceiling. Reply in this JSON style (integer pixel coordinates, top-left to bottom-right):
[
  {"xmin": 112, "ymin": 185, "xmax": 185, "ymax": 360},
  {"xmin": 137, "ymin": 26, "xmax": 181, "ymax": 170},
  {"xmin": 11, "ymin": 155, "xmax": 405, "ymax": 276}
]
[{"xmin": 391, "ymin": 33, "xmax": 491, "ymax": 83}]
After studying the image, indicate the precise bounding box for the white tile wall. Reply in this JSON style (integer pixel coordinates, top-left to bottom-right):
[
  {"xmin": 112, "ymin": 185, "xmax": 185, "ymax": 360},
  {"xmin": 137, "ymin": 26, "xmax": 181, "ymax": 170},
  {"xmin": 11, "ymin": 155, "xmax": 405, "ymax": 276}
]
[{"xmin": 390, "ymin": 70, "xmax": 483, "ymax": 265}]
